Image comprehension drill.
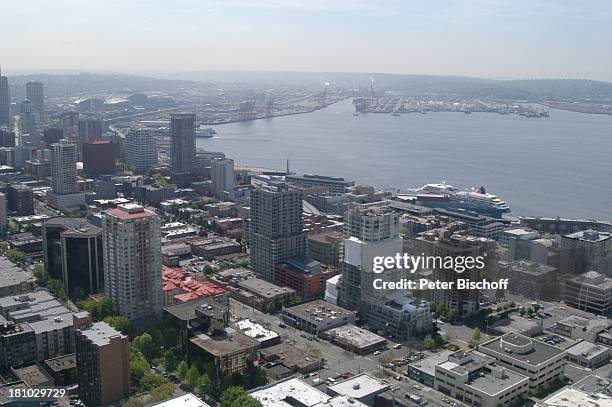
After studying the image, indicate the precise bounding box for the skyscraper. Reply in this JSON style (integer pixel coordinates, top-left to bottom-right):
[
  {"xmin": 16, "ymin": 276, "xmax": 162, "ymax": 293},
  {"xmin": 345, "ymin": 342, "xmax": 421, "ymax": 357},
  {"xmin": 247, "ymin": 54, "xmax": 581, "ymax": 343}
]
[
  {"xmin": 50, "ymin": 139, "xmax": 77, "ymax": 195},
  {"xmin": 340, "ymin": 204, "xmax": 403, "ymax": 310},
  {"xmin": 78, "ymin": 117, "xmax": 102, "ymax": 142},
  {"xmin": 42, "ymin": 217, "xmax": 104, "ymax": 296},
  {"xmin": 25, "ymin": 81, "xmax": 44, "ymax": 123},
  {"xmin": 0, "ymin": 67, "xmax": 9, "ymax": 126},
  {"xmin": 249, "ymin": 183, "xmax": 305, "ymax": 282},
  {"xmin": 211, "ymin": 158, "xmax": 235, "ymax": 199},
  {"xmin": 82, "ymin": 140, "xmax": 115, "ymax": 177},
  {"xmin": 124, "ymin": 128, "xmax": 157, "ymax": 172},
  {"xmin": 170, "ymin": 113, "xmax": 195, "ymax": 175},
  {"xmin": 102, "ymin": 203, "xmax": 163, "ymax": 322},
  {"xmin": 19, "ymin": 100, "xmax": 36, "ymax": 135},
  {"xmin": 431, "ymin": 234, "xmax": 495, "ymax": 317}
]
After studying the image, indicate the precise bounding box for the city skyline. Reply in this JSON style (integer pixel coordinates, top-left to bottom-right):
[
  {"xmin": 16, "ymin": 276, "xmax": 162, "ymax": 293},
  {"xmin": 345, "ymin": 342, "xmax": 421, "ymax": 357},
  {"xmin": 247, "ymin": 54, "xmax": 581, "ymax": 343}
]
[{"xmin": 2, "ymin": 0, "xmax": 612, "ymax": 81}]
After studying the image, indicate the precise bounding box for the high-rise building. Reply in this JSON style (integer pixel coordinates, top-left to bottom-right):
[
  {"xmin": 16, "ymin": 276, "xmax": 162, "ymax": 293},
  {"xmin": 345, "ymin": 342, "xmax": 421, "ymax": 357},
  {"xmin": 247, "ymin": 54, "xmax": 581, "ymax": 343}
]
[
  {"xmin": 7, "ymin": 184, "xmax": 34, "ymax": 215},
  {"xmin": 82, "ymin": 140, "xmax": 115, "ymax": 177},
  {"xmin": 19, "ymin": 100, "xmax": 36, "ymax": 135},
  {"xmin": 102, "ymin": 203, "xmax": 163, "ymax": 322},
  {"xmin": 78, "ymin": 118, "xmax": 103, "ymax": 142},
  {"xmin": 25, "ymin": 81, "xmax": 44, "ymax": 123},
  {"xmin": 339, "ymin": 203, "xmax": 432, "ymax": 339},
  {"xmin": 43, "ymin": 128, "xmax": 63, "ymax": 146},
  {"xmin": 211, "ymin": 158, "xmax": 234, "ymax": 198},
  {"xmin": 0, "ymin": 67, "xmax": 9, "ymax": 126},
  {"xmin": 340, "ymin": 204, "xmax": 402, "ymax": 308},
  {"xmin": 0, "ymin": 192, "xmax": 6, "ymax": 231},
  {"xmin": 124, "ymin": 128, "xmax": 157, "ymax": 172},
  {"xmin": 559, "ymin": 229, "xmax": 612, "ymax": 276},
  {"xmin": 249, "ymin": 183, "xmax": 305, "ymax": 282},
  {"xmin": 431, "ymin": 234, "xmax": 495, "ymax": 317},
  {"xmin": 0, "ymin": 129, "xmax": 14, "ymax": 147},
  {"xmin": 50, "ymin": 139, "xmax": 77, "ymax": 195},
  {"xmin": 42, "ymin": 218, "xmax": 104, "ymax": 296},
  {"xmin": 170, "ymin": 113, "xmax": 195, "ymax": 175},
  {"xmin": 74, "ymin": 314, "xmax": 130, "ymax": 407}
]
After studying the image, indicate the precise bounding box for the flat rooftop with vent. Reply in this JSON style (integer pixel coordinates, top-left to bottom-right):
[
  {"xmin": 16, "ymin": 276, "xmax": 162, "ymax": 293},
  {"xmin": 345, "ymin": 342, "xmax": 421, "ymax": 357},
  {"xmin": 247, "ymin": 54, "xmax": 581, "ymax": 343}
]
[{"xmin": 282, "ymin": 299, "xmax": 356, "ymax": 333}]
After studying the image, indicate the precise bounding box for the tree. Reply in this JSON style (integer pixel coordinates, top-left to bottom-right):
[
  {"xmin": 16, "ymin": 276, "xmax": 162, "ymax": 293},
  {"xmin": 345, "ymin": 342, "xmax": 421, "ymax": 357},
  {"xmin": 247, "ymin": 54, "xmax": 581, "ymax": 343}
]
[
  {"xmin": 195, "ymin": 374, "xmax": 212, "ymax": 398},
  {"xmin": 163, "ymin": 350, "xmax": 177, "ymax": 373},
  {"xmin": 177, "ymin": 361, "xmax": 189, "ymax": 380},
  {"xmin": 133, "ymin": 333, "xmax": 157, "ymax": 360},
  {"xmin": 130, "ymin": 353, "xmax": 150, "ymax": 384},
  {"xmin": 6, "ymin": 249, "xmax": 26, "ymax": 265},
  {"xmin": 469, "ymin": 328, "xmax": 482, "ymax": 348},
  {"xmin": 140, "ymin": 373, "xmax": 167, "ymax": 391},
  {"xmin": 424, "ymin": 338, "xmax": 436, "ymax": 349},
  {"xmin": 104, "ymin": 315, "xmax": 132, "ymax": 335},
  {"xmin": 220, "ymin": 386, "xmax": 262, "ymax": 407},
  {"xmin": 150, "ymin": 382, "xmax": 175, "ymax": 402},
  {"xmin": 185, "ymin": 365, "xmax": 200, "ymax": 390}
]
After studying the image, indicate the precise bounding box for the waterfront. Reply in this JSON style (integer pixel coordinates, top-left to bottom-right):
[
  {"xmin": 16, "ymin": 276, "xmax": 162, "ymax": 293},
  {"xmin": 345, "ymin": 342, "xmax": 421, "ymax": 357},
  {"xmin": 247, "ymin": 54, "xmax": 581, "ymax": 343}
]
[{"xmin": 198, "ymin": 99, "xmax": 612, "ymax": 220}]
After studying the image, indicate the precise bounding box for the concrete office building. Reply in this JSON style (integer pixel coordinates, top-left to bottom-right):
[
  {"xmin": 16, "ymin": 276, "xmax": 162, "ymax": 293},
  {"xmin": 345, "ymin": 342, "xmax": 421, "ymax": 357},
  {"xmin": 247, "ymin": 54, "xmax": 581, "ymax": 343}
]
[
  {"xmin": 74, "ymin": 315, "xmax": 130, "ymax": 407},
  {"xmin": 42, "ymin": 217, "xmax": 104, "ymax": 296},
  {"xmin": 559, "ymin": 229, "xmax": 612, "ymax": 276},
  {"xmin": 25, "ymin": 81, "xmax": 44, "ymax": 122},
  {"xmin": 564, "ymin": 271, "xmax": 612, "ymax": 315},
  {"xmin": 249, "ymin": 183, "xmax": 305, "ymax": 282},
  {"xmin": 102, "ymin": 203, "xmax": 163, "ymax": 322},
  {"xmin": 0, "ymin": 67, "xmax": 9, "ymax": 126},
  {"xmin": 124, "ymin": 128, "xmax": 157, "ymax": 172},
  {"xmin": 434, "ymin": 350, "xmax": 530, "ymax": 407},
  {"xmin": 211, "ymin": 158, "xmax": 234, "ymax": 199},
  {"xmin": 170, "ymin": 113, "xmax": 195, "ymax": 176},
  {"xmin": 478, "ymin": 333, "xmax": 567, "ymax": 392}
]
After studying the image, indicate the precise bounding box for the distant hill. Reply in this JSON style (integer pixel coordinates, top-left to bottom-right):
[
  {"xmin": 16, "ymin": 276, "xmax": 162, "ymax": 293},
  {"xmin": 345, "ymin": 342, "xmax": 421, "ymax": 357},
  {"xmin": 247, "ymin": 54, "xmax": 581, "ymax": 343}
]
[
  {"xmin": 7, "ymin": 72, "xmax": 203, "ymax": 98},
  {"xmin": 7, "ymin": 71, "xmax": 612, "ymax": 101}
]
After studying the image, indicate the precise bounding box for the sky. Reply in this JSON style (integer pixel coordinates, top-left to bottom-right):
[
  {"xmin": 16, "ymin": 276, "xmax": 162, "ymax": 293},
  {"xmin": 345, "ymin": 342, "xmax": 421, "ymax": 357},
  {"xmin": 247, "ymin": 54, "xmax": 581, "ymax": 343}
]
[{"xmin": 2, "ymin": 0, "xmax": 612, "ymax": 81}]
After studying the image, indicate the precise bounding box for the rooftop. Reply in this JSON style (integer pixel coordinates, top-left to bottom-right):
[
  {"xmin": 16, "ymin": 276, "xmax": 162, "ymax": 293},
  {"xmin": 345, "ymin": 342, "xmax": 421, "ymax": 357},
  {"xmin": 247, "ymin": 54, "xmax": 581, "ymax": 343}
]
[
  {"xmin": 284, "ymin": 300, "xmax": 355, "ymax": 325},
  {"xmin": 106, "ymin": 203, "xmax": 155, "ymax": 220},
  {"xmin": 250, "ymin": 378, "xmax": 330, "ymax": 407},
  {"xmin": 542, "ymin": 388, "xmax": 612, "ymax": 407},
  {"xmin": 190, "ymin": 329, "xmax": 259, "ymax": 357},
  {"xmin": 235, "ymin": 319, "xmax": 280, "ymax": 344},
  {"xmin": 564, "ymin": 229, "xmax": 612, "ymax": 243},
  {"xmin": 238, "ymin": 278, "xmax": 295, "ymax": 299},
  {"xmin": 480, "ymin": 332, "xmax": 566, "ymax": 367},
  {"xmin": 466, "ymin": 366, "xmax": 529, "ymax": 396},
  {"xmin": 78, "ymin": 321, "xmax": 126, "ymax": 346},
  {"xmin": 327, "ymin": 374, "xmax": 390, "ymax": 399},
  {"xmin": 43, "ymin": 217, "xmax": 102, "ymax": 237},
  {"xmin": 409, "ymin": 350, "xmax": 454, "ymax": 377},
  {"xmin": 151, "ymin": 393, "xmax": 211, "ymax": 407},
  {"xmin": 326, "ymin": 324, "xmax": 386, "ymax": 349},
  {"xmin": 0, "ymin": 257, "xmax": 34, "ymax": 289},
  {"xmin": 44, "ymin": 354, "xmax": 76, "ymax": 372},
  {"xmin": 12, "ymin": 364, "xmax": 53, "ymax": 387},
  {"xmin": 566, "ymin": 340, "xmax": 610, "ymax": 361}
]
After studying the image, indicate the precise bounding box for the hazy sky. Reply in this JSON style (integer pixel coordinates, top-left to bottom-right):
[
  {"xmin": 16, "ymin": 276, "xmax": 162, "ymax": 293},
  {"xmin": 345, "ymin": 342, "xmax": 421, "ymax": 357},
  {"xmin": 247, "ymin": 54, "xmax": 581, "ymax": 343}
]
[{"xmin": 2, "ymin": 0, "xmax": 612, "ymax": 81}]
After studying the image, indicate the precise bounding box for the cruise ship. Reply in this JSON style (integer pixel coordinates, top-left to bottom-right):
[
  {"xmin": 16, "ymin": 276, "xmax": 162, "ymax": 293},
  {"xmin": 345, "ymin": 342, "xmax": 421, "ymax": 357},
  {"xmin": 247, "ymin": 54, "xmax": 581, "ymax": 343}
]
[{"xmin": 406, "ymin": 182, "xmax": 511, "ymax": 218}]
